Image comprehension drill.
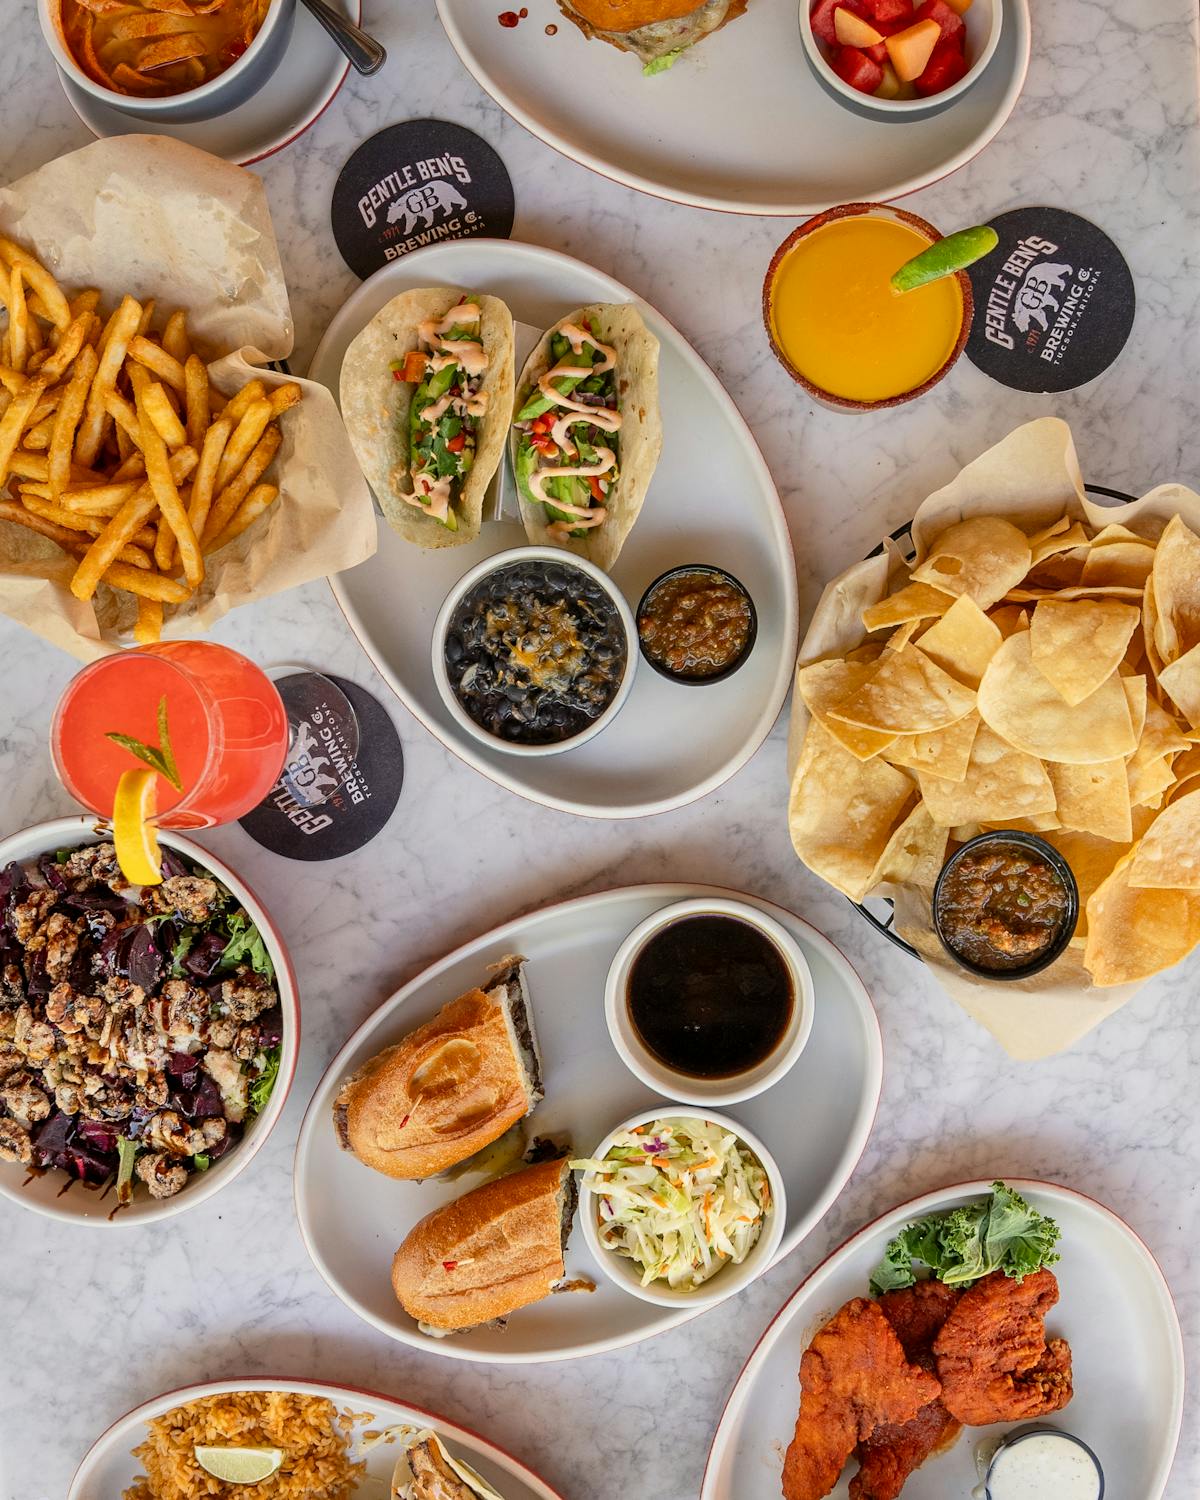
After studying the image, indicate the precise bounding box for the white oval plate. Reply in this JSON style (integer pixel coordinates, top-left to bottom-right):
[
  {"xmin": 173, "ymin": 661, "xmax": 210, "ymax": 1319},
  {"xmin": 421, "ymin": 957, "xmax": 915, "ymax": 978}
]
[
  {"xmin": 57, "ymin": 0, "xmax": 356, "ymax": 167},
  {"xmin": 68, "ymin": 1376, "xmax": 565, "ymax": 1498},
  {"xmin": 295, "ymin": 883, "xmax": 882, "ymax": 1363},
  {"xmin": 309, "ymin": 239, "xmax": 798, "ymax": 819},
  {"xmin": 702, "ymin": 1179, "xmax": 1185, "ymax": 1500},
  {"xmin": 436, "ymin": 0, "xmax": 1030, "ymax": 216}
]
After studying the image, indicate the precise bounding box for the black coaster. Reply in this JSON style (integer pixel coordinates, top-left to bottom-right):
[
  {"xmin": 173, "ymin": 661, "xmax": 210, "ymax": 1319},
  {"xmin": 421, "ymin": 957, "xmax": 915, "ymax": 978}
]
[
  {"xmin": 240, "ymin": 675, "xmax": 403, "ymax": 861},
  {"xmin": 331, "ymin": 120, "xmax": 515, "ymax": 279},
  {"xmin": 966, "ymin": 208, "xmax": 1135, "ymax": 393}
]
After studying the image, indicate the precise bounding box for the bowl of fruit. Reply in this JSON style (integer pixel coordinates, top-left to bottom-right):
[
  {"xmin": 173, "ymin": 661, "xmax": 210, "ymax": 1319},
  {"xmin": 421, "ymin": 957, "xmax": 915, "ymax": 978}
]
[{"xmin": 801, "ymin": 0, "xmax": 1001, "ymax": 115}]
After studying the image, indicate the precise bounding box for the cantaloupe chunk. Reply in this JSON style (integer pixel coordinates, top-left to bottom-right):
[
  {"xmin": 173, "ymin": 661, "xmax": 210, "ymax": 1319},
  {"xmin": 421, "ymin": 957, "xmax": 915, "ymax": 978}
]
[
  {"xmin": 834, "ymin": 7, "xmax": 885, "ymax": 46},
  {"xmin": 873, "ymin": 59, "xmax": 902, "ymax": 97},
  {"xmin": 941, "ymin": 0, "xmax": 972, "ymax": 14},
  {"xmin": 885, "ymin": 17, "xmax": 941, "ymax": 80}
]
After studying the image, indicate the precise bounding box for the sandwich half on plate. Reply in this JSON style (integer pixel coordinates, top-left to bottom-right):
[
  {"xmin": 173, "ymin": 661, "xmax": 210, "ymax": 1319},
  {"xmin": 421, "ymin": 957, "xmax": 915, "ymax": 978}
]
[
  {"xmin": 511, "ymin": 303, "xmax": 661, "ymax": 571},
  {"xmin": 392, "ymin": 1430, "xmax": 508, "ymax": 1500},
  {"xmin": 391, "ymin": 1154, "xmax": 578, "ymax": 1335},
  {"xmin": 555, "ymin": 0, "xmax": 749, "ymax": 71},
  {"xmin": 340, "ymin": 287, "xmax": 515, "ymax": 546},
  {"xmin": 333, "ymin": 956, "xmax": 541, "ymax": 1180}
]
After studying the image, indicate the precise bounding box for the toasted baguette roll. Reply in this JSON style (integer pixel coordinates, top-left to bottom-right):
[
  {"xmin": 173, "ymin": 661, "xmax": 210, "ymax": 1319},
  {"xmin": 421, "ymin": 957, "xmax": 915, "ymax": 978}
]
[
  {"xmin": 391, "ymin": 1156, "xmax": 577, "ymax": 1333},
  {"xmin": 333, "ymin": 956, "xmax": 541, "ymax": 1180},
  {"xmin": 558, "ymin": 0, "xmax": 748, "ymax": 63}
]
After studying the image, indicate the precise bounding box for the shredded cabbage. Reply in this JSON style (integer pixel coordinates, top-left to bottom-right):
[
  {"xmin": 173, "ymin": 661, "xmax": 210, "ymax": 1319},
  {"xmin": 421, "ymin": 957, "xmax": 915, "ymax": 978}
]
[{"xmin": 570, "ymin": 1117, "xmax": 771, "ymax": 1289}]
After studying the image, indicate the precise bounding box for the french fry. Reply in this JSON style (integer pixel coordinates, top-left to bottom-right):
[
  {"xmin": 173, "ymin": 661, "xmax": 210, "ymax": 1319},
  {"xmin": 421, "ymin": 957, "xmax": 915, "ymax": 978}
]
[
  {"xmin": 142, "ymin": 381, "xmax": 187, "ymax": 449},
  {"xmin": 127, "ymin": 334, "xmax": 186, "ymax": 394},
  {"xmin": 0, "ymin": 375, "xmax": 47, "ymax": 486},
  {"xmin": 112, "ymin": 452, "xmax": 147, "ymax": 483},
  {"xmin": 76, "ymin": 294, "xmax": 140, "ymax": 466},
  {"xmin": 101, "ymin": 562, "xmax": 191, "ymax": 603},
  {"xmin": 265, "ymin": 381, "xmax": 303, "ymax": 419},
  {"xmin": 183, "ymin": 354, "xmax": 209, "ymax": 449},
  {"xmin": 214, "ymin": 398, "xmax": 271, "ymax": 493},
  {"xmin": 22, "ymin": 418, "xmax": 53, "ymax": 452},
  {"xmin": 61, "ymin": 479, "xmax": 140, "ymax": 514},
  {"xmin": 207, "ymin": 482, "xmax": 279, "ymax": 553},
  {"xmin": 202, "ymin": 423, "xmax": 279, "ymax": 545},
  {"xmin": 39, "ymin": 314, "xmax": 92, "ymax": 383},
  {"xmin": 0, "ymin": 498, "xmax": 81, "ymax": 550},
  {"xmin": 8, "ymin": 451, "xmax": 105, "ymax": 484},
  {"xmin": 136, "ymin": 298, "xmax": 157, "ymax": 337},
  {"xmin": 221, "ymin": 378, "xmax": 266, "ymax": 425},
  {"xmin": 162, "ymin": 310, "xmax": 190, "ymax": 363},
  {"xmin": 0, "ymin": 368, "xmax": 25, "ymax": 396},
  {"xmin": 102, "ymin": 389, "xmax": 142, "ymax": 446},
  {"xmin": 135, "ymin": 379, "xmax": 202, "ymax": 587},
  {"xmin": 69, "ymin": 289, "xmax": 101, "ymax": 319},
  {"xmin": 49, "ymin": 343, "xmax": 98, "ymax": 497},
  {"xmin": 186, "ymin": 415, "xmax": 231, "ymax": 547},
  {"xmin": 8, "ymin": 266, "xmax": 28, "ymax": 374},
  {"xmin": 68, "ymin": 445, "xmax": 197, "ymax": 601},
  {"xmin": 0, "ymin": 238, "xmax": 70, "ymax": 330},
  {"xmin": 134, "ymin": 596, "xmax": 164, "ymax": 643}
]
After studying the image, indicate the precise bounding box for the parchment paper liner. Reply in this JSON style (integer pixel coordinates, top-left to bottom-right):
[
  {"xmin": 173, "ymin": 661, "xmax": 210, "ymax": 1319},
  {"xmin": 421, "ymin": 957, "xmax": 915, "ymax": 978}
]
[{"xmin": 0, "ymin": 135, "xmax": 377, "ymax": 660}]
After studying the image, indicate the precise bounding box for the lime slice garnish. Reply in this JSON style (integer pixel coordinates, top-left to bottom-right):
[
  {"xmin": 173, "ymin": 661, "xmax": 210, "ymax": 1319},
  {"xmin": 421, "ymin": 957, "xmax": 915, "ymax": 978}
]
[
  {"xmin": 194, "ymin": 1446, "xmax": 284, "ymax": 1484},
  {"xmin": 891, "ymin": 225, "xmax": 999, "ymax": 293}
]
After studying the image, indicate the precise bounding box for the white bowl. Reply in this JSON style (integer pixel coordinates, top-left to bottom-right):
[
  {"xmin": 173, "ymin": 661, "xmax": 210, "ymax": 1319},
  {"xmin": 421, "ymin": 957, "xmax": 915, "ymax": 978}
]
[
  {"xmin": 0, "ymin": 815, "xmax": 298, "ymax": 1226},
  {"xmin": 799, "ymin": 0, "xmax": 1002, "ymax": 118},
  {"xmin": 431, "ymin": 545, "xmax": 638, "ymax": 760},
  {"xmin": 605, "ymin": 896, "xmax": 815, "ymax": 1105},
  {"xmin": 577, "ymin": 1107, "xmax": 787, "ymax": 1309},
  {"xmin": 38, "ymin": 0, "xmax": 296, "ymax": 124}
]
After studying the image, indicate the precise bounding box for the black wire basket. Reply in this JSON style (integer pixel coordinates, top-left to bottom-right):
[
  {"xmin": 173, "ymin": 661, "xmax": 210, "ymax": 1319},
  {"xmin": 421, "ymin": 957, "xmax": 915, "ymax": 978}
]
[{"xmin": 849, "ymin": 482, "xmax": 1138, "ymax": 960}]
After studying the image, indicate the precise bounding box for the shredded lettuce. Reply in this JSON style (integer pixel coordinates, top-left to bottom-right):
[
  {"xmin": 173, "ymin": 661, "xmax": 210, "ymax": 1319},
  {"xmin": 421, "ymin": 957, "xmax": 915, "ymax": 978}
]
[
  {"xmin": 643, "ymin": 49, "xmax": 682, "ymax": 75},
  {"xmin": 220, "ymin": 910, "xmax": 275, "ymax": 982},
  {"xmin": 869, "ymin": 1181, "xmax": 1062, "ymax": 1295},
  {"xmin": 115, "ymin": 1136, "xmax": 140, "ymax": 1205},
  {"xmin": 192, "ymin": 1153, "xmax": 210, "ymax": 1172},
  {"xmin": 248, "ymin": 1045, "xmax": 281, "ymax": 1118}
]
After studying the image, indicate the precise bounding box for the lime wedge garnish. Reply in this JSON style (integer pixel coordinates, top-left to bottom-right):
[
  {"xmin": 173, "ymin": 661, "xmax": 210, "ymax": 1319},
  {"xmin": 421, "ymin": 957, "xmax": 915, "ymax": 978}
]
[
  {"xmin": 194, "ymin": 1446, "xmax": 284, "ymax": 1484},
  {"xmin": 891, "ymin": 225, "xmax": 999, "ymax": 293}
]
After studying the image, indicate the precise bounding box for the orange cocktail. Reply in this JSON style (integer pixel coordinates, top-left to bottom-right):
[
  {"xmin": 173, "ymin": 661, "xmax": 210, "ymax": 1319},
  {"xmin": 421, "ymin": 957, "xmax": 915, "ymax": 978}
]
[{"xmin": 51, "ymin": 642, "xmax": 288, "ymax": 829}]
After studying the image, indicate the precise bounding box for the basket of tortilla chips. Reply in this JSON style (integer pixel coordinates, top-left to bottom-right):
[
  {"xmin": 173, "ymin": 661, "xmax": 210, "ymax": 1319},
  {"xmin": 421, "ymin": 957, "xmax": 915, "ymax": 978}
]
[{"xmin": 787, "ymin": 417, "xmax": 1200, "ymax": 1059}]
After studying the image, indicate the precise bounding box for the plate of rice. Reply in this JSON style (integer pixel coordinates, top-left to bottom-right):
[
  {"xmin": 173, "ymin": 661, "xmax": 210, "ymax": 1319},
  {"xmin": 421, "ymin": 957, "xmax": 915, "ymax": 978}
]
[{"xmin": 68, "ymin": 1379, "xmax": 565, "ymax": 1499}]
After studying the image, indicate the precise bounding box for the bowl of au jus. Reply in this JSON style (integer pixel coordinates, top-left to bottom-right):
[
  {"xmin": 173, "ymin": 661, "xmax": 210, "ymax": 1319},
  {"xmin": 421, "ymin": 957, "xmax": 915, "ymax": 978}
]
[
  {"xmin": 636, "ymin": 565, "xmax": 757, "ymax": 684},
  {"xmin": 433, "ymin": 547, "xmax": 638, "ymax": 758},
  {"xmin": 604, "ymin": 897, "xmax": 814, "ymax": 1105}
]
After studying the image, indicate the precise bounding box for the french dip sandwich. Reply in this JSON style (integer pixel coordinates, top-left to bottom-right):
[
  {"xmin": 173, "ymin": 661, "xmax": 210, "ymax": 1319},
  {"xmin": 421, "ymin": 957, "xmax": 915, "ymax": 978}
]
[
  {"xmin": 391, "ymin": 1155, "xmax": 578, "ymax": 1334},
  {"xmin": 556, "ymin": 0, "xmax": 749, "ymax": 68},
  {"xmin": 333, "ymin": 957, "xmax": 541, "ymax": 1180}
]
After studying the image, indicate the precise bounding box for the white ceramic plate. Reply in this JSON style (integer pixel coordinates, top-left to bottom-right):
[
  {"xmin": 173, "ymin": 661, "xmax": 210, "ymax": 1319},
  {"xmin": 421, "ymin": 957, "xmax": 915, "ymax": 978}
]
[
  {"xmin": 436, "ymin": 0, "xmax": 1031, "ymax": 215},
  {"xmin": 56, "ymin": 0, "xmax": 357, "ymax": 167},
  {"xmin": 294, "ymin": 883, "xmax": 882, "ymax": 1362},
  {"xmin": 309, "ymin": 239, "xmax": 798, "ymax": 818},
  {"xmin": 68, "ymin": 1377, "xmax": 565, "ymax": 1498},
  {"xmin": 702, "ymin": 1180, "xmax": 1185, "ymax": 1500}
]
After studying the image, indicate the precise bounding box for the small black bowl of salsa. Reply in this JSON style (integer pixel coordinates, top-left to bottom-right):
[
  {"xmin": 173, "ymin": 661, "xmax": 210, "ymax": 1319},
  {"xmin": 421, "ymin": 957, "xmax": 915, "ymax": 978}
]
[
  {"xmin": 636, "ymin": 565, "xmax": 757, "ymax": 685},
  {"xmin": 933, "ymin": 831, "xmax": 1079, "ymax": 981}
]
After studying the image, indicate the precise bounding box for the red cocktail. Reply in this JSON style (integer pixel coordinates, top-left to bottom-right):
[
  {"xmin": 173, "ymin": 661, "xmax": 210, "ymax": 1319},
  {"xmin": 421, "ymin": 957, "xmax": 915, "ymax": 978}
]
[{"xmin": 51, "ymin": 642, "xmax": 288, "ymax": 829}]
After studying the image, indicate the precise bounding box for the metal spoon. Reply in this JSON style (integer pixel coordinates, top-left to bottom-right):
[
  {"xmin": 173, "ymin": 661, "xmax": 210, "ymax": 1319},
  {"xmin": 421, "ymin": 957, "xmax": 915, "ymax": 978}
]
[{"xmin": 297, "ymin": 0, "xmax": 387, "ymax": 75}]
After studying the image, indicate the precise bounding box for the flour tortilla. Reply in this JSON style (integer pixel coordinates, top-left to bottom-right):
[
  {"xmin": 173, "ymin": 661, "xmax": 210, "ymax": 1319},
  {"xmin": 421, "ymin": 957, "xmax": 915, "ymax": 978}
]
[
  {"xmin": 514, "ymin": 303, "xmax": 662, "ymax": 572},
  {"xmin": 340, "ymin": 287, "xmax": 515, "ymax": 548}
]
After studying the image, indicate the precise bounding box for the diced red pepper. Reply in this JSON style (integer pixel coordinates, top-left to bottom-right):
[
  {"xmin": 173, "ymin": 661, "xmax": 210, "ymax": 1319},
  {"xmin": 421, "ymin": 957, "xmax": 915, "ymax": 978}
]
[
  {"xmin": 400, "ymin": 351, "xmax": 428, "ymax": 383},
  {"xmin": 831, "ymin": 44, "xmax": 884, "ymax": 93},
  {"xmin": 866, "ymin": 0, "xmax": 913, "ymax": 24},
  {"xmin": 446, "ymin": 432, "xmax": 466, "ymax": 452},
  {"xmin": 913, "ymin": 0, "xmax": 965, "ymax": 42},
  {"xmin": 914, "ymin": 35, "xmax": 968, "ymax": 92},
  {"xmin": 588, "ymin": 476, "xmax": 606, "ymax": 504},
  {"xmin": 532, "ymin": 437, "xmax": 558, "ymax": 457}
]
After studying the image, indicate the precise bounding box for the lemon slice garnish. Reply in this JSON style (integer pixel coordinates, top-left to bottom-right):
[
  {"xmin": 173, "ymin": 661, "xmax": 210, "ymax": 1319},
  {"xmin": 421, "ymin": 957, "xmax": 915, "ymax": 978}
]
[
  {"xmin": 194, "ymin": 1446, "xmax": 284, "ymax": 1484},
  {"xmin": 112, "ymin": 767, "xmax": 162, "ymax": 886}
]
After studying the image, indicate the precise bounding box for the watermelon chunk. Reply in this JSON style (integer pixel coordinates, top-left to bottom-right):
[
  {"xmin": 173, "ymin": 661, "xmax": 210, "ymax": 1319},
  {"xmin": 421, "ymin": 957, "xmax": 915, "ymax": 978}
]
[
  {"xmin": 914, "ymin": 0, "xmax": 965, "ymax": 43},
  {"xmin": 831, "ymin": 44, "xmax": 885, "ymax": 93},
  {"xmin": 865, "ymin": 40, "xmax": 888, "ymax": 62},
  {"xmin": 810, "ymin": 0, "xmax": 843, "ymax": 44},
  {"xmin": 914, "ymin": 36, "xmax": 969, "ymax": 93},
  {"xmin": 866, "ymin": 0, "xmax": 913, "ymax": 25}
]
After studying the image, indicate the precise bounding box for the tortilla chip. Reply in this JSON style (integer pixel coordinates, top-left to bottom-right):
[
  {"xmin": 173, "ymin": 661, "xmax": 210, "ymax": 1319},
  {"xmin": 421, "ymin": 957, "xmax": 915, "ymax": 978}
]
[
  {"xmin": 884, "ymin": 712, "xmax": 980, "ymax": 782},
  {"xmin": 1031, "ymin": 522, "xmax": 1089, "ymax": 565},
  {"xmin": 1121, "ymin": 674, "xmax": 1148, "ymax": 743},
  {"xmin": 1128, "ymin": 789, "xmax": 1200, "ymax": 889},
  {"xmin": 827, "ymin": 644, "xmax": 976, "ymax": 735},
  {"xmin": 1156, "ymin": 641, "xmax": 1200, "ymax": 727},
  {"xmin": 1084, "ymin": 849, "xmax": 1200, "ymax": 986},
  {"xmin": 980, "ymin": 813, "xmax": 1062, "ymax": 833},
  {"xmin": 912, "ymin": 517, "xmax": 1033, "ymax": 610},
  {"xmin": 989, "ymin": 606, "xmax": 1029, "ymax": 638},
  {"xmin": 861, "ymin": 581, "xmax": 954, "ymax": 633},
  {"xmin": 795, "ymin": 658, "xmax": 897, "ymax": 760},
  {"xmin": 913, "ymin": 596, "xmax": 1002, "ymax": 689},
  {"xmin": 885, "ymin": 621, "xmax": 923, "ymax": 652},
  {"xmin": 1080, "ymin": 540, "xmax": 1156, "ymax": 589},
  {"xmin": 1029, "ymin": 599, "xmax": 1140, "ymax": 706},
  {"xmin": 871, "ymin": 802, "xmax": 949, "ymax": 894},
  {"xmin": 1150, "ymin": 515, "xmax": 1200, "ymax": 664},
  {"xmin": 977, "ymin": 631, "xmax": 1137, "ymax": 764},
  {"xmin": 917, "ymin": 724, "xmax": 1056, "ymax": 827},
  {"xmin": 1007, "ymin": 585, "xmax": 1145, "ymax": 602},
  {"xmin": 787, "ymin": 720, "xmax": 916, "ymax": 902},
  {"xmin": 1047, "ymin": 759, "xmax": 1132, "ymax": 843}
]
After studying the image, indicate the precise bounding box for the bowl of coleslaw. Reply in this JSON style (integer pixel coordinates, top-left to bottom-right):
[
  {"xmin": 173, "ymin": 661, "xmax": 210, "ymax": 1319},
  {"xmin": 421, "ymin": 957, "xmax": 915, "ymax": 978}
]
[{"xmin": 570, "ymin": 1109, "xmax": 786, "ymax": 1308}]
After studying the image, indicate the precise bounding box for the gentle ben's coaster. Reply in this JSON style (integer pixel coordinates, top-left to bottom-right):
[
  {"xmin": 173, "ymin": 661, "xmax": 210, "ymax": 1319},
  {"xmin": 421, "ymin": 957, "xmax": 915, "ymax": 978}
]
[
  {"xmin": 966, "ymin": 207, "xmax": 1135, "ymax": 393},
  {"xmin": 240, "ymin": 674, "xmax": 403, "ymax": 859},
  {"xmin": 332, "ymin": 120, "xmax": 515, "ymax": 278}
]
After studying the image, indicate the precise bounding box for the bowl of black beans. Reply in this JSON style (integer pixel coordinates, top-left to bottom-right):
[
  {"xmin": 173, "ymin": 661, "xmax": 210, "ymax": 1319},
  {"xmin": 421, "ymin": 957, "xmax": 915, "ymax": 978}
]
[{"xmin": 432, "ymin": 547, "xmax": 638, "ymax": 756}]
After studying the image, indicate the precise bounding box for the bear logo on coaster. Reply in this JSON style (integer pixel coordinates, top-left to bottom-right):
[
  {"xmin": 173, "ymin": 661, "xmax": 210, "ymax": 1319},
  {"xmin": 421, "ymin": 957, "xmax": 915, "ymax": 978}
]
[
  {"xmin": 966, "ymin": 207, "xmax": 1135, "ymax": 393},
  {"xmin": 332, "ymin": 119, "xmax": 515, "ymax": 279}
]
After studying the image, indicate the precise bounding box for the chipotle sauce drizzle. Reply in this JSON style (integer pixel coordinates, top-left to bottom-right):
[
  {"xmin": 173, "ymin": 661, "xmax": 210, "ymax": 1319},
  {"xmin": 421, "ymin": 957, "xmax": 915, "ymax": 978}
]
[{"xmin": 627, "ymin": 915, "xmax": 793, "ymax": 1079}]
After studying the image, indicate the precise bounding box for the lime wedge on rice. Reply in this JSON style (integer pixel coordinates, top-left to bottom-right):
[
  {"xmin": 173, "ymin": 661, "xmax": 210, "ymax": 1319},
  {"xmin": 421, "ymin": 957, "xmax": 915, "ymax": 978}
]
[
  {"xmin": 891, "ymin": 225, "xmax": 999, "ymax": 293},
  {"xmin": 194, "ymin": 1446, "xmax": 284, "ymax": 1484}
]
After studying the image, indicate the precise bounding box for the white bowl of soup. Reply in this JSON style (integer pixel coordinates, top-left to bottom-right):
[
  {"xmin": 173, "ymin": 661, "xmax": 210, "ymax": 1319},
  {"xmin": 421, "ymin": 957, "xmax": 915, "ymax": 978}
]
[{"xmin": 39, "ymin": 0, "xmax": 295, "ymax": 122}]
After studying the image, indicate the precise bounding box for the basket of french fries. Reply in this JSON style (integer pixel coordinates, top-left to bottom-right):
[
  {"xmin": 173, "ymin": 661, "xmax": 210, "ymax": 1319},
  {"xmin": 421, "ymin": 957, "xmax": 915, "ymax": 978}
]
[{"xmin": 0, "ymin": 134, "xmax": 375, "ymax": 658}]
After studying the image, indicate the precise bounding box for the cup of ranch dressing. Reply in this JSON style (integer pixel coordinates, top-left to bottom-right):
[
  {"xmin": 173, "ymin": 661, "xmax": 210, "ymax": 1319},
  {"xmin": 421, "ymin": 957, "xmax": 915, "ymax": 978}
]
[{"xmin": 981, "ymin": 1427, "xmax": 1104, "ymax": 1500}]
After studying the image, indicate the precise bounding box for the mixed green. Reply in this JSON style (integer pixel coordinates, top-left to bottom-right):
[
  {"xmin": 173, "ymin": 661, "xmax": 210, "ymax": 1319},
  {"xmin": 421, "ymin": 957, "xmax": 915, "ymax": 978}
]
[{"xmin": 869, "ymin": 1181, "xmax": 1062, "ymax": 1295}]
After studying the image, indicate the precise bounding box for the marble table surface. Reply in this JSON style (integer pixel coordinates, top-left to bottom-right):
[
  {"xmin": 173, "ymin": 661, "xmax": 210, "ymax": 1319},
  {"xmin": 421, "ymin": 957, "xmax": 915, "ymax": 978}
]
[{"xmin": 1, "ymin": 1, "xmax": 1198, "ymax": 1497}]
